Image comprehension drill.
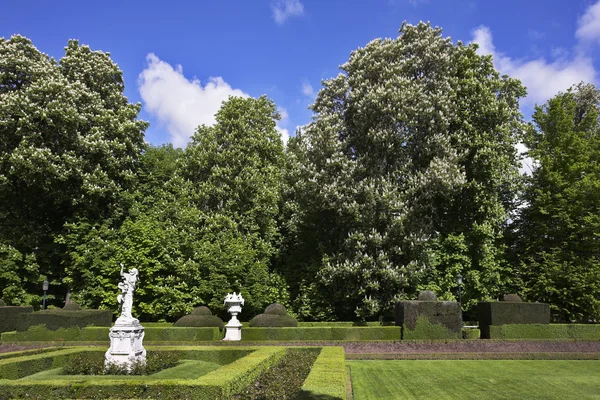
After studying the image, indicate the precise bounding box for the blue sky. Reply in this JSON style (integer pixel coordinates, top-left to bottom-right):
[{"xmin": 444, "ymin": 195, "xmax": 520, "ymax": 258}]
[{"xmin": 2, "ymin": 0, "xmax": 600, "ymax": 147}]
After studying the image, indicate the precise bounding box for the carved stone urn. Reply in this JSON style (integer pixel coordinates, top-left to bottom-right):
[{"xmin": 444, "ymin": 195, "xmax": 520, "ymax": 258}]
[{"xmin": 223, "ymin": 292, "xmax": 244, "ymax": 341}]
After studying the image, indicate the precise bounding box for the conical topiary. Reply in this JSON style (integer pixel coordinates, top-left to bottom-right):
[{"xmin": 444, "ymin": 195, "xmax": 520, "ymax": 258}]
[
  {"xmin": 191, "ymin": 306, "xmax": 212, "ymax": 316},
  {"xmin": 501, "ymin": 294, "xmax": 522, "ymax": 302},
  {"xmin": 249, "ymin": 303, "xmax": 298, "ymax": 327},
  {"xmin": 417, "ymin": 290, "xmax": 438, "ymax": 301},
  {"xmin": 62, "ymin": 302, "xmax": 82, "ymax": 311},
  {"xmin": 174, "ymin": 306, "xmax": 224, "ymax": 330},
  {"xmin": 264, "ymin": 303, "xmax": 287, "ymax": 315}
]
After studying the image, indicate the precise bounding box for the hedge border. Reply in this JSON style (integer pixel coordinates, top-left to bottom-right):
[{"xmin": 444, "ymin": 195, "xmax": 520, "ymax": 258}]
[
  {"xmin": 484, "ymin": 324, "xmax": 600, "ymax": 339},
  {"xmin": 297, "ymin": 346, "xmax": 346, "ymax": 399},
  {"xmin": 0, "ymin": 346, "xmax": 285, "ymax": 399},
  {"xmin": 241, "ymin": 327, "xmax": 400, "ymax": 341},
  {"xmin": 1, "ymin": 326, "xmax": 222, "ymax": 342}
]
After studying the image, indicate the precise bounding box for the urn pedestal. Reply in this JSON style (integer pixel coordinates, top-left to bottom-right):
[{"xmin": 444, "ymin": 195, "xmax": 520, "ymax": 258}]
[{"xmin": 104, "ymin": 318, "xmax": 146, "ymax": 370}]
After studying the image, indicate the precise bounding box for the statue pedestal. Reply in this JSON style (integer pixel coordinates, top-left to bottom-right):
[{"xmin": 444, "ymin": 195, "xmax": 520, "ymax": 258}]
[
  {"xmin": 223, "ymin": 319, "xmax": 242, "ymax": 341},
  {"xmin": 104, "ymin": 318, "xmax": 146, "ymax": 370}
]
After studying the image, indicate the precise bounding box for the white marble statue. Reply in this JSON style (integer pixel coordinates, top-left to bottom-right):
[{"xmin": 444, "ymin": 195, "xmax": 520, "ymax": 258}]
[
  {"xmin": 105, "ymin": 263, "xmax": 146, "ymax": 370},
  {"xmin": 116, "ymin": 263, "xmax": 139, "ymax": 324}
]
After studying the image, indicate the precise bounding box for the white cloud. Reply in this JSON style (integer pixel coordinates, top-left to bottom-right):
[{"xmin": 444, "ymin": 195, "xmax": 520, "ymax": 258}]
[
  {"xmin": 301, "ymin": 81, "xmax": 314, "ymax": 97},
  {"xmin": 138, "ymin": 54, "xmax": 248, "ymax": 147},
  {"xmin": 471, "ymin": 26, "xmax": 596, "ymax": 107},
  {"xmin": 576, "ymin": 1, "xmax": 600, "ymax": 42},
  {"xmin": 272, "ymin": 0, "xmax": 304, "ymax": 25},
  {"xmin": 277, "ymin": 127, "xmax": 290, "ymax": 147}
]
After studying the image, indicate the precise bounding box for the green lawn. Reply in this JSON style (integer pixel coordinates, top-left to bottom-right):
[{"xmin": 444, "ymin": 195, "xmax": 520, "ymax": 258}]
[
  {"xmin": 349, "ymin": 360, "xmax": 600, "ymax": 400},
  {"xmin": 22, "ymin": 360, "xmax": 220, "ymax": 381}
]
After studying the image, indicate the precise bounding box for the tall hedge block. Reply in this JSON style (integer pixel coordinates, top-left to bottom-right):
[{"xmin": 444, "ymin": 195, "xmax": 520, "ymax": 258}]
[
  {"xmin": 477, "ymin": 302, "xmax": 550, "ymax": 326},
  {"xmin": 0, "ymin": 306, "xmax": 33, "ymax": 333},
  {"xmin": 394, "ymin": 301, "xmax": 461, "ymax": 336},
  {"xmin": 16, "ymin": 310, "xmax": 112, "ymax": 331}
]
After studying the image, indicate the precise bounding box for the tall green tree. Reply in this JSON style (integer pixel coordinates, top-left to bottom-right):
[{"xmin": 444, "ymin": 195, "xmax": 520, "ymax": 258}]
[
  {"xmin": 516, "ymin": 82, "xmax": 600, "ymax": 322},
  {"xmin": 0, "ymin": 35, "xmax": 147, "ymax": 305},
  {"xmin": 280, "ymin": 22, "xmax": 526, "ymax": 320},
  {"xmin": 60, "ymin": 96, "xmax": 291, "ymax": 320}
]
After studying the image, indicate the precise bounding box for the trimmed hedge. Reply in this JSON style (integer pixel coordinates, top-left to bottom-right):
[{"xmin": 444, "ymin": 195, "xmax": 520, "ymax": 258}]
[
  {"xmin": 242, "ymin": 327, "xmax": 400, "ymax": 341},
  {"xmin": 0, "ymin": 306, "xmax": 33, "ymax": 333},
  {"xmin": 402, "ymin": 316, "xmax": 461, "ymax": 340},
  {"xmin": 462, "ymin": 327, "xmax": 481, "ymax": 340},
  {"xmin": 477, "ymin": 301, "xmax": 550, "ymax": 327},
  {"xmin": 485, "ymin": 324, "xmax": 600, "ymax": 339},
  {"xmin": 16, "ymin": 309, "xmax": 112, "ymax": 331},
  {"xmin": 249, "ymin": 314, "xmax": 298, "ymax": 327},
  {"xmin": 395, "ymin": 300, "xmax": 461, "ymax": 335},
  {"xmin": 297, "ymin": 321, "xmax": 394, "ymax": 327},
  {"xmin": 0, "ymin": 346, "xmax": 286, "ymax": 399},
  {"xmin": 174, "ymin": 314, "xmax": 225, "ymax": 330},
  {"xmin": 297, "ymin": 347, "xmax": 346, "ymax": 399},
  {"xmin": 1, "ymin": 326, "xmax": 222, "ymax": 342},
  {"xmin": 0, "ymin": 348, "xmax": 83, "ymax": 379}
]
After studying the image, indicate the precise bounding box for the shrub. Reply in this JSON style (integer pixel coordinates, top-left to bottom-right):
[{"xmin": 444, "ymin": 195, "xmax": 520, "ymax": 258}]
[
  {"xmin": 0, "ymin": 299, "xmax": 6, "ymax": 306},
  {"xmin": 477, "ymin": 301, "xmax": 550, "ymax": 327},
  {"xmin": 402, "ymin": 315, "xmax": 461, "ymax": 339},
  {"xmin": 61, "ymin": 350, "xmax": 180, "ymax": 376},
  {"xmin": 174, "ymin": 314, "xmax": 224, "ymax": 330},
  {"xmin": 264, "ymin": 303, "xmax": 287, "ymax": 315},
  {"xmin": 501, "ymin": 294, "xmax": 522, "ymax": 302},
  {"xmin": 417, "ymin": 290, "xmax": 438, "ymax": 301},
  {"xmin": 191, "ymin": 306, "xmax": 213, "ymax": 315},
  {"xmin": 249, "ymin": 304, "xmax": 298, "ymax": 327},
  {"xmin": 0, "ymin": 306, "xmax": 33, "ymax": 333},
  {"xmin": 297, "ymin": 347, "xmax": 346, "ymax": 399},
  {"xmin": 249, "ymin": 314, "xmax": 298, "ymax": 327},
  {"xmin": 62, "ymin": 302, "xmax": 82, "ymax": 311},
  {"xmin": 395, "ymin": 300, "xmax": 461, "ymax": 335},
  {"xmin": 16, "ymin": 309, "xmax": 112, "ymax": 331}
]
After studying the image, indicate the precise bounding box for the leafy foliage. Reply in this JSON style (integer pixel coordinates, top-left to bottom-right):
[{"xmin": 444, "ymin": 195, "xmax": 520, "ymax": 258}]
[
  {"xmin": 280, "ymin": 22, "xmax": 526, "ymax": 320},
  {"xmin": 515, "ymin": 82, "xmax": 600, "ymax": 322}
]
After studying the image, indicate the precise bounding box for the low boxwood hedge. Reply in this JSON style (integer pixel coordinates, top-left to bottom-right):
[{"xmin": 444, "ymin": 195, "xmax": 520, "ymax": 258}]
[
  {"xmin": 0, "ymin": 346, "xmax": 286, "ymax": 399},
  {"xmin": 484, "ymin": 324, "xmax": 600, "ymax": 339},
  {"xmin": 1, "ymin": 325, "xmax": 222, "ymax": 342},
  {"xmin": 402, "ymin": 316, "xmax": 461, "ymax": 339},
  {"xmin": 297, "ymin": 347, "xmax": 346, "ymax": 399},
  {"xmin": 0, "ymin": 306, "xmax": 33, "ymax": 333},
  {"xmin": 16, "ymin": 309, "xmax": 112, "ymax": 331},
  {"xmin": 242, "ymin": 327, "xmax": 401, "ymax": 341}
]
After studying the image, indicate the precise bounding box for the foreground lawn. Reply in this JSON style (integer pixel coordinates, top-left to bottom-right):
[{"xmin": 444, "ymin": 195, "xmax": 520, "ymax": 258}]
[{"xmin": 349, "ymin": 360, "xmax": 600, "ymax": 399}]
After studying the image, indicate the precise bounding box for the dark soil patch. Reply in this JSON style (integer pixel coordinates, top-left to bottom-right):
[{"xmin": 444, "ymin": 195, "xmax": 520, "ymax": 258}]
[{"xmin": 0, "ymin": 344, "xmax": 50, "ymax": 354}]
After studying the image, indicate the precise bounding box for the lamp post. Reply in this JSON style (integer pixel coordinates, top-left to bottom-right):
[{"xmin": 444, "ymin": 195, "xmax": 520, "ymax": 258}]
[{"xmin": 42, "ymin": 280, "xmax": 49, "ymax": 310}]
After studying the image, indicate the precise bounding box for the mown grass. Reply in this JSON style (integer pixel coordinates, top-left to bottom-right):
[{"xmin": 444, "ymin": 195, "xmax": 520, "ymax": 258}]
[{"xmin": 349, "ymin": 360, "xmax": 600, "ymax": 399}]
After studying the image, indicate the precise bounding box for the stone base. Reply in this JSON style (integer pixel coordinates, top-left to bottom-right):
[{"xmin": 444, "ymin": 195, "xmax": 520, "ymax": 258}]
[
  {"xmin": 223, "ymin": 321, "xmax": 242, "ymax": 341},
  {"xmin": 105, "ymin": 321, "xmax": 146, "ymax": 370}
]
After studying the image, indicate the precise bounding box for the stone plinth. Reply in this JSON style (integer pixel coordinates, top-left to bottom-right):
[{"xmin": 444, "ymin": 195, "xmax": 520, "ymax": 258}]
[
  {"xmin": 104, "ymin": 320, "xmax": 146, "ymax": 369},
  {"xmin": 223, "ymin": 319, "xmax": 242, "ymax": 341}
]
